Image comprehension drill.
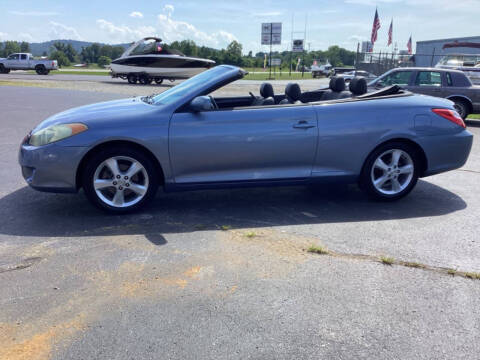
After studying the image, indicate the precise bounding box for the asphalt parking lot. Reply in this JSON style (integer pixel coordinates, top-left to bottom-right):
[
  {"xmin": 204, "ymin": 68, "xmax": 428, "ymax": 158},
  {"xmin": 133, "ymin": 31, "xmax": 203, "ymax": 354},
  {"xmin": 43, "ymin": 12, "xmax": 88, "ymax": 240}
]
[{"xmin": 1, "ymin": 85, "xmax": 480, "ymax": 359}]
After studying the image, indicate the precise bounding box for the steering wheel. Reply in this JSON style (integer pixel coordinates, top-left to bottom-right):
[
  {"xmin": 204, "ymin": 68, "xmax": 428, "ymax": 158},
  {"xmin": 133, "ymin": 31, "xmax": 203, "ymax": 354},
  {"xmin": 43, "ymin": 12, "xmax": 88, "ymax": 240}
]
[{"xmin": 209, "ymin": 96, "xmax": 219, "ymax": 110}]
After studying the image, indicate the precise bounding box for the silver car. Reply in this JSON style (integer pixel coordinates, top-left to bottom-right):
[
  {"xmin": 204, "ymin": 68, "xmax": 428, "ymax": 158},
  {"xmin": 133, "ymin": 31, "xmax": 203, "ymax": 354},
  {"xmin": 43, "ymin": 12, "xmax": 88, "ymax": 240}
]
[{"xmin": 19, "ymin": 66, "xmax": 473, "ymax": 213}]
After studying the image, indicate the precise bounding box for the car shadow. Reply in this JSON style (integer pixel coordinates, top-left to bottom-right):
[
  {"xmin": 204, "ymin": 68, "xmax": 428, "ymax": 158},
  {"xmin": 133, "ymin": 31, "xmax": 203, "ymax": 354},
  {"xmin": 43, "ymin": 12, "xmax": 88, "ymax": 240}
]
[{"xmin": 0, "ymin": 180, "xmax": 466, "ymax": 246}]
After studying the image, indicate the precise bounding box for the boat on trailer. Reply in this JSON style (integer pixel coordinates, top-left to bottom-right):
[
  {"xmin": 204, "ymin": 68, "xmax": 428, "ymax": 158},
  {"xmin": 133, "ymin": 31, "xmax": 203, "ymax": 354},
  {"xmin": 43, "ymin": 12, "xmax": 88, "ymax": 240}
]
[{"xmin": 110, "ymin": 37, "xmax": 215, "ymax": 85}]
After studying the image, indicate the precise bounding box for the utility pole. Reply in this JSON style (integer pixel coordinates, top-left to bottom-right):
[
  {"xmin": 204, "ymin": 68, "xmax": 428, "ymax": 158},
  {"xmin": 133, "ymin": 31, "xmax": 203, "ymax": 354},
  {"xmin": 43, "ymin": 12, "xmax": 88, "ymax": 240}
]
[
  {"xmin": 301, "ymin": 14, "xmax": 307, "ymax": 78},
  {"xmin": 289, "ymin": 14, "xmax": 294, "ymax": 76}
]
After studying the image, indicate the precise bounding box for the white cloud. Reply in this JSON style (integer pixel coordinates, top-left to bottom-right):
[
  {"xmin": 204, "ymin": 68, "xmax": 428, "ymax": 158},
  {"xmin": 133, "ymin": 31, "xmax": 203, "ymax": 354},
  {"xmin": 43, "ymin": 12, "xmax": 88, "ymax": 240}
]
[
  {"xmin": 49, "ymin": 21, "xmax": 83, "ymax": 40},
  {"xmin": 163, "ymin": 4, "xmax": 174, "ymax": 16},
  {"xmin": 9, "ymin": 10, "xmax": 59, "ymax": 16},
  {"xmin": 18, "ymin": 33, "xmax": 35, "ymax": 42},
  {"xmin": 96, "ymin": 19, "xmax": 156, "ymax": 42},
  {"xmin": 349, "ymin": 35, "xmax": 366, "ymax": 42},
  {"xmin": 129, "ymin": 11, "xmax": 143, "ymax": 18},
  {"xmin": 157, "ymin": 8, "xmax": 237, "ymax": 48},
  {"xmin": 0, "ymin": 32, "xmax": 9, "ymax": 41}
]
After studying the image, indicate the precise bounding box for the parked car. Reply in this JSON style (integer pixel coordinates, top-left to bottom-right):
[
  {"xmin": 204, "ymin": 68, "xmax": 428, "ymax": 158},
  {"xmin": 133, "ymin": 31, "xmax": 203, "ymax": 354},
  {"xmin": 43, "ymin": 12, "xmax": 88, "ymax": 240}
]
[
  {"xmin": 340, "ymin": 70, "xmax": 377, "ymax": 83},
  {"xmin": 311, "ymin": 61, "xmax": 332, "ymax": 78},
  {"xmin": 19, "ymin": 65, "xmax": 472, "ymax": 213},
  {"xmin": 0, "ymin": 53, "xmax": 58, "ymax": 75},
  {"xmin": 368, "ymin": 67, "xmax": 480, "ymax": 119}
]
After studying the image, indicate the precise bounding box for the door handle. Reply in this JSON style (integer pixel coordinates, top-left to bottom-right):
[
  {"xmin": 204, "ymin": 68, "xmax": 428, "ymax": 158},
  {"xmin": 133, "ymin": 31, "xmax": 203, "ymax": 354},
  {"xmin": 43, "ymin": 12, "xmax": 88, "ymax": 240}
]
[{"xmin": 293, "ymin": 120, "xmax": 315, "ymax": 129}]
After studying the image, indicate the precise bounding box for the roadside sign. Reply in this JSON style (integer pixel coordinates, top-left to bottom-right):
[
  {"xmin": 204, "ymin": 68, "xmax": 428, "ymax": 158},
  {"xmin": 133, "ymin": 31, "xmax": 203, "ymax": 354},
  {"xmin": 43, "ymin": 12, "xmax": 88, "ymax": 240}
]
[
  {"xmin": 292, "ymin": 39, "xmax": 304, "ymax": 52},
  {"xmin": 261, "ymin": 22, "xmax": 282, "ymax": 45},
  {"xmin": 269, "ymin": 58, "xmax": 281, "ymax": 66}
]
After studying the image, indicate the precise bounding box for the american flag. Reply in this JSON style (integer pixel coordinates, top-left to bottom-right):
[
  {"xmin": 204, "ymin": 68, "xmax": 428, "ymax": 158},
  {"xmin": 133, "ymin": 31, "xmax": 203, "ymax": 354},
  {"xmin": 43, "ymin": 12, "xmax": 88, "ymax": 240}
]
[
  {"xmin": 407, "ymin": 35, "xmax": 412, "ymax": 54},
  {"xmin": 371, "ymin": 8, "xmax": 381, "ymax": 45},
  {"xmin": 387, "ymin": 19, "xmax": 393, "ymax": 46}
]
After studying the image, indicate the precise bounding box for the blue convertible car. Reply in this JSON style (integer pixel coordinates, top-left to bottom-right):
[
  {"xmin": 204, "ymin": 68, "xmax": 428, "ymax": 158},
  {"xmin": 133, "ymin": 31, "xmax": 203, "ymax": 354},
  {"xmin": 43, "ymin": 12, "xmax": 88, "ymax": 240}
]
[{"xmin": 19, "ymin": 65, "xmax": 473, "ymax": 213}]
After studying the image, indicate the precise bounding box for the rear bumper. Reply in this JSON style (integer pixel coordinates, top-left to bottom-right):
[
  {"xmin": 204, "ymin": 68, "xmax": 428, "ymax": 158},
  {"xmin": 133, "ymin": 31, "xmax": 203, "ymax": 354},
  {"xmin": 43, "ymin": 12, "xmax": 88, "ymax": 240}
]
[
  {"xmin": 19, "ymin": 143, "xmax": 87, "ymax": 193},
  {"xmin": 420, "ymin": 130, "xmax": 473, "ymax": 177}
]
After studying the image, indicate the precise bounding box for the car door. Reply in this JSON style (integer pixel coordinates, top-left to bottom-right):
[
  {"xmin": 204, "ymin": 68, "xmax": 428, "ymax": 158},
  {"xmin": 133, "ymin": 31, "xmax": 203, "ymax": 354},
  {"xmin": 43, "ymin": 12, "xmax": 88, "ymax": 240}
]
[
  {"xmin": 18, "ymin": 54, "xmax": 28, "ymax": 70},
  {"xmin": 5, "ymin": 54, "xmax": 19, "ymax": 69},
  {"xmin": 370, "ymin": 69, "xmax": 414, "ymax": 90},
  {"xmin": 409, "ymin": 70, "xmax": 443, "ymax": 97},
  {"xmin": 169, "ymin": 105, "xmax": 318, "ymax": 184}
]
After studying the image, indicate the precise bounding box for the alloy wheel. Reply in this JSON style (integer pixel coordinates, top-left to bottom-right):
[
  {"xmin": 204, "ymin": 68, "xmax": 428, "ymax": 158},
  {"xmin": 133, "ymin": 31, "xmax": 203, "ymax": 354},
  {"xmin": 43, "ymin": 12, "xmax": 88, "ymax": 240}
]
[
  {"xmin": 93, "ymin": 156, "xmax": 149, "ymax": 208},
  {"xmin": 370, "ymin": 149, "xmax": 414, "ymax": 195}
]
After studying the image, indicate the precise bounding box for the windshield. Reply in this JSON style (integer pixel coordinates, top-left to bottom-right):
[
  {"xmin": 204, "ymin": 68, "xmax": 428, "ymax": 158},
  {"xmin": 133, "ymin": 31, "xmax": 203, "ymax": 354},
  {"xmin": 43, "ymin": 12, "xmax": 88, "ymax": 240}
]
[{"xmin": 148, "ymin": 66, "xmax": 232, "ymax": 105}]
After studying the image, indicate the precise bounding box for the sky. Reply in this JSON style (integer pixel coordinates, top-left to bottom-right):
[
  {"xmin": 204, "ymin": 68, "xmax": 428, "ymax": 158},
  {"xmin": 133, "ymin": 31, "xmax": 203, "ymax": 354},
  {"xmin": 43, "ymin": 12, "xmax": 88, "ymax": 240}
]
[{"xmin": 1, "ymin": 0, "xmax": 480, "ymax": 54}]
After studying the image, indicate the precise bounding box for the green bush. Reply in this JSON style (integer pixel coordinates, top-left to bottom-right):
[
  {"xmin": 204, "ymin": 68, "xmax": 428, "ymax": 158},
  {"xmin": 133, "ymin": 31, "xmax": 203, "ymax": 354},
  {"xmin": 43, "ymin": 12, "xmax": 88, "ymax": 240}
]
[
  {"xmin": 50, "ymin": 50, "xmax": 70, "ymax": 67},
  {"xmin": 97, "ymin": 56, "xmax": 112, "ymax": 67}
]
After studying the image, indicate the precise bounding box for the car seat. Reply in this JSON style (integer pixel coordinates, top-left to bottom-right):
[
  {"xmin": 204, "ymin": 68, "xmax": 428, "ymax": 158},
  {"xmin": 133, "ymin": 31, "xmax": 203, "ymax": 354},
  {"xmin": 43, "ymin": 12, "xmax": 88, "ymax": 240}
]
[
  {"xmin": 252, "ymin": 82, "xmax": 275, "ymax": 106},
  {"xmin": 349, "ymin": 77, "xmax": 368, "ymax": 96},
  {"xmin": 320, "ymin": 77, "xmax": 350, "ymax": 100},
  {"xmin": 279, "ymin": 83, "xmax": 302, "ymax": 104}
]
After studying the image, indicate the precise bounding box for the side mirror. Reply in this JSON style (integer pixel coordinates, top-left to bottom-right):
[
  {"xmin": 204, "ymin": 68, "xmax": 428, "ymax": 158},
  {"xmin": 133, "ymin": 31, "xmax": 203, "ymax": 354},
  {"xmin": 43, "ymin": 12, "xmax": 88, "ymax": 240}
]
[{"xmin": 189, "ymin": 96, "xmax": 214, "ymax": 112}]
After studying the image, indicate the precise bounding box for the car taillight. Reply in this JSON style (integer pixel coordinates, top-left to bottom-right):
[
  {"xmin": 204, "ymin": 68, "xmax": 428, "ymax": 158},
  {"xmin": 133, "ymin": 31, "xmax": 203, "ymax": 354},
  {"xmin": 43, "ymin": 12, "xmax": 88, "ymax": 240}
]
[{"xmin": 432, "ymin": 108, "xmax": 466, "ymax": 128}]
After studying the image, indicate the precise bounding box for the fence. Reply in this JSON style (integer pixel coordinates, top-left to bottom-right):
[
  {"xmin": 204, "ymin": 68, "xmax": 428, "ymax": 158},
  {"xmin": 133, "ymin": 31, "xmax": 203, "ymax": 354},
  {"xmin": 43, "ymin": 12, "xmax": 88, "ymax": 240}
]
[{"xmin": 354, "ymin": 51, "xmax": 441, "ymax": 75}]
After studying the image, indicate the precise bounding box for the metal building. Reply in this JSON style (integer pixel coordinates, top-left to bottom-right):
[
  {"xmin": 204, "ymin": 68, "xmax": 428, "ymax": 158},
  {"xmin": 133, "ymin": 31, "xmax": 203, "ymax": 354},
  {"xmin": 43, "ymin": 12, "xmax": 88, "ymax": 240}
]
[{"xmin": 415, "ymin": 35, "xmax": 480, "ymax": 67}]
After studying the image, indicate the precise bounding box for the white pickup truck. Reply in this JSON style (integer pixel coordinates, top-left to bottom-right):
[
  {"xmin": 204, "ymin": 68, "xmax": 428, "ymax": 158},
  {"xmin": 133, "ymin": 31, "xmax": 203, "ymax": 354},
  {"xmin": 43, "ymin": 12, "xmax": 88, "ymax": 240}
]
[{"xmin": 0, "ymin": 53, "xmax": 58, "ymax": 75}]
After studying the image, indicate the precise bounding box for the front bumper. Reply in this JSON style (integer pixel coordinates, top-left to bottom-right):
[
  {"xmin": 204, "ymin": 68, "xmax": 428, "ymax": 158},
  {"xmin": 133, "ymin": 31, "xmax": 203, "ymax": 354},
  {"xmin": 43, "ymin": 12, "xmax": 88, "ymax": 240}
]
[
  {"xmin": 19, "ymin": 143, "xmax": 88, "ymax": 193},
  {"xmin": 420, "ymin": 129, "xmax": 473, "ymax": 177}
]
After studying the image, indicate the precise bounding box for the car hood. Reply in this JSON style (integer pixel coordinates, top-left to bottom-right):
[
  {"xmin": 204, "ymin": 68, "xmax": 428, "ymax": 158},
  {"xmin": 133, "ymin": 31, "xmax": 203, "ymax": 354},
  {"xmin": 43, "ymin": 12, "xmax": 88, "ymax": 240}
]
[{"xmin": 33, "ymin": 97, "xmax": 163, "ymax": 131}]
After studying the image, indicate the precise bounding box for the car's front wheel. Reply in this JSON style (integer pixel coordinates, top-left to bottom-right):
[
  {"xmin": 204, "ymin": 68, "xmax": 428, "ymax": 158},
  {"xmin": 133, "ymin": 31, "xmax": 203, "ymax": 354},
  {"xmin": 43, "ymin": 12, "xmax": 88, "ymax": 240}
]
[
  {"xmin": 82, "ymin": 147, "xmax": 159, "ymax": 213},
  {"xmin": 360, "ymin": 142, "xmax": 419, "ymax": 201}
]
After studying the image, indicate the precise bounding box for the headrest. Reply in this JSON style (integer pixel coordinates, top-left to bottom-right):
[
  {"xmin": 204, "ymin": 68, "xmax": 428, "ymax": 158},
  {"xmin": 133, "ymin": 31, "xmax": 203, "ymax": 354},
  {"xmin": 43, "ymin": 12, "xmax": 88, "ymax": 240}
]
[
  {"xmin": 260, "ymin": 83, "xmax": 274, "ymax": 98},
  {"xmin": 349, "ymin": 77, "xmax": 368, "ymax": 96},
  {"xmin": 329, "ymin": 76, "xmax": 346, "ymax": 92},
  {"xmin": 285, "ymin": 83, "xmax": 301, "ymax": 101}
]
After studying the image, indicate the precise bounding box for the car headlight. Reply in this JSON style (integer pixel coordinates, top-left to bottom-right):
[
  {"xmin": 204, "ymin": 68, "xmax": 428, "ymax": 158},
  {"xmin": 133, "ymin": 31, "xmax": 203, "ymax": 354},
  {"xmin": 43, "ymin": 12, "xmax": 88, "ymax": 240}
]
[{"xmin": 29, "ymin": 123, "xmax": 88, "ymax": 146}]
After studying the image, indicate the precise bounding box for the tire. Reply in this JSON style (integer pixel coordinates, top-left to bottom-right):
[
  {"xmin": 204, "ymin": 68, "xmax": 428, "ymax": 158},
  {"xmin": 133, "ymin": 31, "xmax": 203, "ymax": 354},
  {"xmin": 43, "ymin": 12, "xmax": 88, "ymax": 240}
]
[
  {"xmin": 82, "ymin": 146, "xmax": 159, "ymax": 213},
  {"xmin": 359, "ymin": 141, "xmax": 419, "ymax": 201},
  {"xmin": 138, "ymin": 75, "xmax": 151, "ymax": 85},
  {"xmin": 35, "ymin": 66, "xmax": 46, "ymax": 75},
  {"xmin": 0, "ymin": 64, "xmax": 10, "ymax": 74},
  {"xmin": 452, "ymin": 99, "xmax": 469, "ymax": 120},
  {"xmin": 127, "ymin": 74, "xmax": 137, "ymax": 84},
  {"xmin": 154, "ymin": 78, "xmax": 163, "ymax": 84}
]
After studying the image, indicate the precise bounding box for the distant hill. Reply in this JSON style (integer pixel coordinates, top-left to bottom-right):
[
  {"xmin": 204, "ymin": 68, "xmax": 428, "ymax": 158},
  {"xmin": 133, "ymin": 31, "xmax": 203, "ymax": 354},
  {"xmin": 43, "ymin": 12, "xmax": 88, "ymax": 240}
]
[{"xmin": 28, "ymin": 39, "xmax": 131, "ymax": 56}]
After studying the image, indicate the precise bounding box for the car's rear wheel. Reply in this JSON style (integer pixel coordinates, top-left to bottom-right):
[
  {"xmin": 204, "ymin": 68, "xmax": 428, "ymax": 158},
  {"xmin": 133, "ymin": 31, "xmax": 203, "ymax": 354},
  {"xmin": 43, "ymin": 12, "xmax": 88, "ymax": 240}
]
[
  {"xmin": 82, "ymin": 147, "xmax": 159, "ymax": 213},
  {"xmin": 452, "ymin": 99, "xmax": 469, "ymax": 120},
  {"xmin": 360, "ymin": 142, "xmax": 419, "ymax": 201},
  {"xmin": 35, "ymin": 65, "xmax": 47, "ymax": 75}
]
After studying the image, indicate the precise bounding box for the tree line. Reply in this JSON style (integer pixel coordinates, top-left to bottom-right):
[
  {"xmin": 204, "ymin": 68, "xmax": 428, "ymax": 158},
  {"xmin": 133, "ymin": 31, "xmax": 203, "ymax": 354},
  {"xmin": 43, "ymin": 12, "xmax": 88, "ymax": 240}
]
[{"xmin": 1, "ymin": 39, "xmax": 356, "ymax": 68}]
